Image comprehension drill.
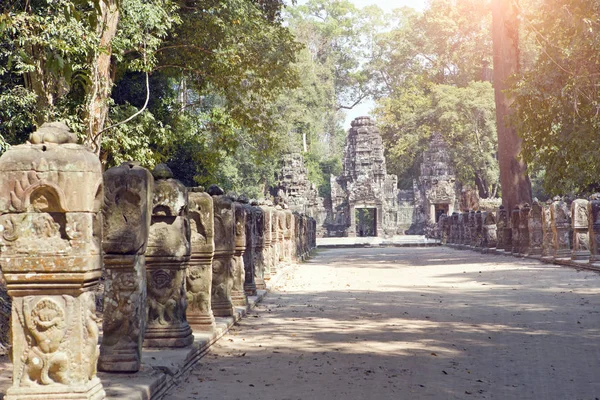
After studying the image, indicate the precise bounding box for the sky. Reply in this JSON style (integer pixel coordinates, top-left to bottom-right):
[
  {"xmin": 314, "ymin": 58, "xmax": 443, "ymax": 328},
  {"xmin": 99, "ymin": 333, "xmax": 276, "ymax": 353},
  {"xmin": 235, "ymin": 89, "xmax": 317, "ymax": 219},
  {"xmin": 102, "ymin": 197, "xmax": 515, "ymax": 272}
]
[{"xmin": 342, "ymin": 0, "xmax": 427, "ymax": 129}]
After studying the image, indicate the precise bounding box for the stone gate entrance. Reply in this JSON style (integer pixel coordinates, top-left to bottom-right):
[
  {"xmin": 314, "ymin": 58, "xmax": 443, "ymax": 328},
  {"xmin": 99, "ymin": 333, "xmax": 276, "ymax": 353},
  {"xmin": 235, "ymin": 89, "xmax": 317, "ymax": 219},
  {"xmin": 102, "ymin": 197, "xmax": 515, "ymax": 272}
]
[{"xmin": 355, "ymin": 207, "xmax": 377, "ymax": 237}]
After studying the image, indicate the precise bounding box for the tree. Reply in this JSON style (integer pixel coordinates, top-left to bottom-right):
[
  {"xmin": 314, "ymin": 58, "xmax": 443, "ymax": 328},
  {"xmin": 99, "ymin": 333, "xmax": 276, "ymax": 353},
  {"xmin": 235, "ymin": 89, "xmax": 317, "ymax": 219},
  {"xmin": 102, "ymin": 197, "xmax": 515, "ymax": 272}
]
[
  {"xmin": 373, "ymin": 0, "xmax": 500, "ymax": 196},
  {"xmin": 511, "ymin": 0, "xmax": 600, "ymax": 196},
  {"xmin": 492, "ymin": 0, "xmax": 532, "ymax": 211}
]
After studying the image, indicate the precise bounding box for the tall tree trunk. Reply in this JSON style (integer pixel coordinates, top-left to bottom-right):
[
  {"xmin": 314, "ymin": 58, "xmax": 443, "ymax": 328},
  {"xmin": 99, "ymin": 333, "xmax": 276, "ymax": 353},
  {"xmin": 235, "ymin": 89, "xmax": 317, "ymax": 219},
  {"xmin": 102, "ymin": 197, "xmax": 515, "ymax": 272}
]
[
  {"xmin": 491, "ymin": 0, "xmax": 532, "ymax": 211},
  {"xmin": 84, "ymin": 0, "xmax": 119, "ymax": 156}
]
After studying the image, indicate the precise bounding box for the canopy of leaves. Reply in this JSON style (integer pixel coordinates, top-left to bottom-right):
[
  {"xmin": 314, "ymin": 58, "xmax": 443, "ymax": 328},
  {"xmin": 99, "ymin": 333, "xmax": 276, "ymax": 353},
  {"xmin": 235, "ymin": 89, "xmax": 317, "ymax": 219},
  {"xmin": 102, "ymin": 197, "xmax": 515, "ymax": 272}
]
[
  {"xmin": 373, "ymin": 0, "xmax": 499, "ymax": 197},
  {"xmin": 511, "ymin": 0, "xmax": 600, "ymax": 196}
]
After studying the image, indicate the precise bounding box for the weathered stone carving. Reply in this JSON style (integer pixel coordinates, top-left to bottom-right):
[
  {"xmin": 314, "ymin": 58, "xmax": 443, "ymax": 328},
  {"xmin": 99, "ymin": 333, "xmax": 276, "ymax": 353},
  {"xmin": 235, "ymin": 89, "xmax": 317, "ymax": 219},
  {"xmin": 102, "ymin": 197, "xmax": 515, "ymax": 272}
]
[
  {"xmin": 243, "ymin": 201, "xmax": 257, "ymax": 296},
  {"xmin": 144, "ymin": 164, "xmax": 193, "ymax": 348},
  {"xmin": 541, "ymin": 200, "xmax": 554, "ymax": 259},
  {"xmin": 519, "ymin": 203, "xmax": 531, "ymax": 256},
  {"xmin": 439, "ymin": 214, "xmax": 448, "ymax": 244},
  {"xmin": 588, "ymin": 194, "xmax": 600, "ymax": 266},
  {"xmin": 482, "ymin": 212, "xmax": 497, "ymax": 249},
  {"xmin": 528, "ymin": 200, "xmax": 543, "ymax": 257},
  {"xmin": 270, "ymin": 205, "xmax": 281, "ymax": 274},
  {"xmin": 0, "ymin": 273, "xmax": 9, "ymax": 355},
  {"xmin": 259, "ymin": 202, "xmax": 273, "ymax": 283},
  {"xmin": 496, "ymin": 206, "xmax": 507, "ymax": 251},
  {"xmin": 0, "ymin": 122, "xmax": 105, "ymax": 399},
  {"xmin": 475, "ymin": 211, "xmax": 483, "ymax": 248},
  {"xmin": 99, "ymin": 162, "xmax": 153, "ymax": 372},
  {"xmin": 186, "ymin": 188, "xmax": 216, "ymax": 331},
  {"xmin": 468, "ymin": 211, "xmax": 477, "ymax": 247},
  {"xmin": 274, "ymin": 153, "xmax": 327, "ymax": 237},
  {"xmin": 252, "ymin": 202, "xmax": 267, "ymax": 289},
  {"xmin": 550, "ymin": 197, "xmax": 572, "ymax": 259},
  {"xmin": 511, "ymin": 206, "xmax": 521, "ymax": 255},
  {"xmin": 231, "ymin": 199, "xmax": 247, "ymax": 307},
  {"xmin": 209, "ymin": 186, "xmax": 235, "ymax": 317},
  {"xmin": 571, "ymin": 198, "xmax": 590, "ymax": 261}
]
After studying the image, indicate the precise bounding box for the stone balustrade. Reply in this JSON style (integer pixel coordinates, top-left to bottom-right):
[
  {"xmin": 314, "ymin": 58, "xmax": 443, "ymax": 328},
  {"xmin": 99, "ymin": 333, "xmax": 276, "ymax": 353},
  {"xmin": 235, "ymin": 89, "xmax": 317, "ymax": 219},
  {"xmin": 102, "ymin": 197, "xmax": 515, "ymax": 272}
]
[
  {"xmin": 441, "ymin": 195, "xmax": 600, "ymax": 270},
  {"xmin": 0, "ymin": 124, "xmax": 320, "ymax": 399}
]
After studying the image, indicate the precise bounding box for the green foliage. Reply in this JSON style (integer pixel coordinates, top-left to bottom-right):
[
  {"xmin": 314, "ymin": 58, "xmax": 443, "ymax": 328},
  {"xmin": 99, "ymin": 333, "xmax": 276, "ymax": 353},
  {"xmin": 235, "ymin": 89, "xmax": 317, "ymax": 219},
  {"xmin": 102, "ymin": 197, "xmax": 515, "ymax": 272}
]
[
  {"xmin": 512, "ymin": 0, "xmax": 600, "ymax": 196},
  {"xmin": 373, "ymin": 0, "xmax": 499, "ymax": 196}
]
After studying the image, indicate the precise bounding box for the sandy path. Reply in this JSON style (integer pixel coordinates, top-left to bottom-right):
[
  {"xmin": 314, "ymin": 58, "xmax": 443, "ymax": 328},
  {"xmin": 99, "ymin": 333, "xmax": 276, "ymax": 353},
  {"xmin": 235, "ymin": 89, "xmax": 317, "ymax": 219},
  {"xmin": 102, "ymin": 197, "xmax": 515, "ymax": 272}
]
[{"xmin": 165, "ymin": 247, "xmax": 600, "ymax": 400}]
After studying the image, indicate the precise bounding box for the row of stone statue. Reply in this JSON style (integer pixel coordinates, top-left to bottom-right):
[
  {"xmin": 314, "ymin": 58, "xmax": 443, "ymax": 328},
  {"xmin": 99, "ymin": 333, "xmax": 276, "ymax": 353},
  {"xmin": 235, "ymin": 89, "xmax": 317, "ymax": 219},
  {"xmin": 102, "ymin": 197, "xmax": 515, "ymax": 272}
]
[
  {"xmin": 437, "ymin": 197, "xmax": 600, "ymax": 264},
  {"xmin": 0, "ymin": 123, "xmax": 316, "ymax": 400}
]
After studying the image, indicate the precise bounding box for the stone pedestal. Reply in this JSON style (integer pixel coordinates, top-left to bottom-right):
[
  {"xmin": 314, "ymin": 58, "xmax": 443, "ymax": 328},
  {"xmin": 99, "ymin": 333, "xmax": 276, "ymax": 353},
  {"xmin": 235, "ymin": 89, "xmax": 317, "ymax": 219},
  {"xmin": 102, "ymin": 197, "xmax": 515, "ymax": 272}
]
[
  {"xmin": 468, "ymin": 211, "xmax": 477, "ymax": 247},
  {"xmin": 449, "ymin": 212, "xmax": 458, "ymax": 244},
  {"xmin": 231, "ymin": 200, "xmax": 248, "ymax": 307},
  {"xmin": 541, "ymin": 201, "xmax": 554, "ymax": 259},
  {"xmin": 519, "ymin": 203, "xmax": 531, "ymax": 256},
  {"xmin": 0, "ymin": 122, "xmax": 105, "ymax": 399},
  {"xmin": 99, "ymin": 162, "xmax": 153, "ymax": 372},
  {"xmin": 259, "ymin": 203, "xmax": 273, "ymax": 283},
  {"xmin": 482, "ymin": 212, "xmax": 497, "ymax": 249},
  {"xmin": 243, "ymin": 202, "xmax": 257, "ymax": 296},
  {"xmin": 284, "ymin": 208, "xmax": 294, "ymax": 263},
  {"xmin": 253, "ymin": 204, "xmax": 267, "ymax": 290},
  {"xmin": 510, "ymin": 206, "xmax": 521, "ymax": 255},
  {"xmin": 588, "ymin": 194, "xmax": 600, "ymax": 266},
  {"xmin": 571, "ymin": 199, "xmax": 590, "ymax": 261},
  {"xmin": 551, "ymin": 197, "xmax": 572, "ymax": 260},
  {"xmin": 144, "ymin": 164, "xmax": 193, "ymax": 348},
  {"xmin": 186, "ymin": 189, "xmax": 216, "ymax": 331},
  {"xmin": 496, "ymin": 206, "xmax": 507, "ymax": 251},
  {"xmin": 270, "ymin": 206, "xmax": 281, "ymax": 274},
  {"xmin": 210, "ymin": 188, "xmax": 235, "ymax": 317},
  {"xmin": 475, "ymin": 211, "xmax": 483, "ymax": 248},
  {"xmin": 528, "ymin": 201, "xmax": 543, "ymax": 257}
]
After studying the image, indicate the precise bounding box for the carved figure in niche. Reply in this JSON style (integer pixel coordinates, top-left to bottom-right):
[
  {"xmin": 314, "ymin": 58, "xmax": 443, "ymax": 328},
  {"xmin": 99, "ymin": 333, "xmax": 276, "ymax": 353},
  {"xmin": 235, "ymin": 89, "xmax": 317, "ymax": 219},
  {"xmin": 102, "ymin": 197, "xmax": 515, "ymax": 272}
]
[
  {"xmin": 82, "ymin": 292, "xmax": 100, "ymax": 380},
  {"xmin": 21, "ymin": 297, "xmax": 71, "ymax": 386},
  {"xmin": 211, "ymin": 259, "xmax": 233, "ymax": 301},
  {"xmin": 102, "ymin": 272, "xmax": 139, "ymax": 346},
  {"xmin": 186, "ymin": 265, "xmax": 210, "ymax": 313},
  {"xmin": 147, "ymin": 269, "xmax": 177, "ymax": 325}
]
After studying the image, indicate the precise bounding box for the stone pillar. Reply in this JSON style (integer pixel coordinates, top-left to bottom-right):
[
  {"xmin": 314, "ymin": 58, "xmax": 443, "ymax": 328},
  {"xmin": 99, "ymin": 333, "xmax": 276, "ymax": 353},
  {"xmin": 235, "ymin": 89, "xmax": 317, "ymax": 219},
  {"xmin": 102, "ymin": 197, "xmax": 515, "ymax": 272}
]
[
  {"xmin": 311, "ymin": 217, "xmax": 317, "ymax": 249},
  {"xmin": 270, "ymin": 206, "xmax": 281, "ymax": 274},
  {"xmin": 496, "ymin": 205, "xmax": 506, "ymax": 251},
  {"xmin": 460, "ymin": 212, "xmax": 469, "ymax": 246},
  {"xmin": 468, "ymin": 210, "xmax": 477, "ymax": 247},
  {"xmin": 293, "ymin": 211, "xmax": 301, "ymax": 261},
  {"xmin": 0, "ymin": 122, "xmax": 105, "ymax": 399},
  {"xmin": 243, "ymin": 201, "xmax": 257, "ymax": 296},
  {"xmin": 259, "ymin": 202, "xmax": 273, "ymax": 283},
  {"xmin": 186, "ymin": 188, "xmax": 216, "ymax": 331},
  {"xmin": 541, "ymin": 200, "xmax": 554, "ymax": 259},
  {"xmin": 482, "ymin": 212, "xmax": 497, "ymax": 249},
  {"xmin": 511, "ymin": 206, "xmax": 521, "ymax": 255},
  {"xmin": 284, "ymin": 208, "xmax": 294, "ymax": 263},
  {"xmin": 276, "ymin": 206, "xmax": 286, "ymax": 265},
  {"xmin": 99, "ymin": 162, "xmax": 153, "ymax": 372},
  {"xmin": 528, "ymin": 200, "xmax": 543, "ymax": 257},
  {"xmin": 475, "ymin": 211, "xmax": 483, "ymax": 248},
  {"xmin": 519, "ymin": 203, "xmax": 531, "ymax": 256},
  {"xmin": 449, "ymin": 212, "xmax": 458, "ymax": 244},
  {"xmin": 439, "ymin": 214, "xmax": 448, "ymax": 244},
  {"xmin": 231, "ymin": 198, "xmax": 247, "ymax": 307},
  {"xmin": 144, "ymin": 164, "xmax": 193, "ymax": 348},
  {"xmin": 209, "ymin": 186, "xmax": 235, "ymax": 317},
  {"xmin": 550, "ymin": 197, "xmax": 571, "ymax": 260},
  {"xmin": 253, "ymin": 202, "xmax": 267, "ymax": 289},
  {"xmin": 571, "ymin": 198, "xmax": 590, "ymax": 261},
  {"xmin": 588, "ymin": 194, "xmax": 600, "ymax": 267}
]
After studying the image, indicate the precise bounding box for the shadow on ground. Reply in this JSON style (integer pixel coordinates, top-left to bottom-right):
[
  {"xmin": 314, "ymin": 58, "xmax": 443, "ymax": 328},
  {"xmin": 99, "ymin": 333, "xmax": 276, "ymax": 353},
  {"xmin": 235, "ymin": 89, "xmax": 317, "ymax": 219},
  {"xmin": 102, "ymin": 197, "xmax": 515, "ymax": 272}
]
[{"xmin": 166, "ymin": 247, "xmax": 600, "ymax": 400}]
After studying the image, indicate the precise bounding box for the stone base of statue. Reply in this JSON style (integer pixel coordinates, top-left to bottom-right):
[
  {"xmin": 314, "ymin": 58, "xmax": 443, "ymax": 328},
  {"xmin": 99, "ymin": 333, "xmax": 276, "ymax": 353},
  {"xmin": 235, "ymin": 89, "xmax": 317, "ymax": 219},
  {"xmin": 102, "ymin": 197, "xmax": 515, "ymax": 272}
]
[
  {"xmin": 211, "ymin": 254, "xmax": 235, "ymax": 317},
  {"xmin": 186, "ymin": 257, "xmax": 216, "ymax": 332},
  {"xmin": 99, "ymin": 254, "xmax": 146, "ymax": 372},
  {"xmin": 144, "ymin": 256, "xmax": 193, "ymax": 348},
  {"xmin": 6, "ymin": 377, "xmax": 105, "ymax": 400},
  {"xmin": 231, "ymin": 255, "xmax": 247, "ymax": 307}
]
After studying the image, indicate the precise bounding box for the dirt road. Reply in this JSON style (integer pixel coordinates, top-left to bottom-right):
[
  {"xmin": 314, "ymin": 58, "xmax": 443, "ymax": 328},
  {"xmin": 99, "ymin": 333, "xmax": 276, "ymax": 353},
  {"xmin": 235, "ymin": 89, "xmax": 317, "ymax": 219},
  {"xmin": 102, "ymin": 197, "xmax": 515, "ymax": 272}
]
[{"xmin": 165, "ymin": 247, "xmax": 600, "ymax": 400}]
